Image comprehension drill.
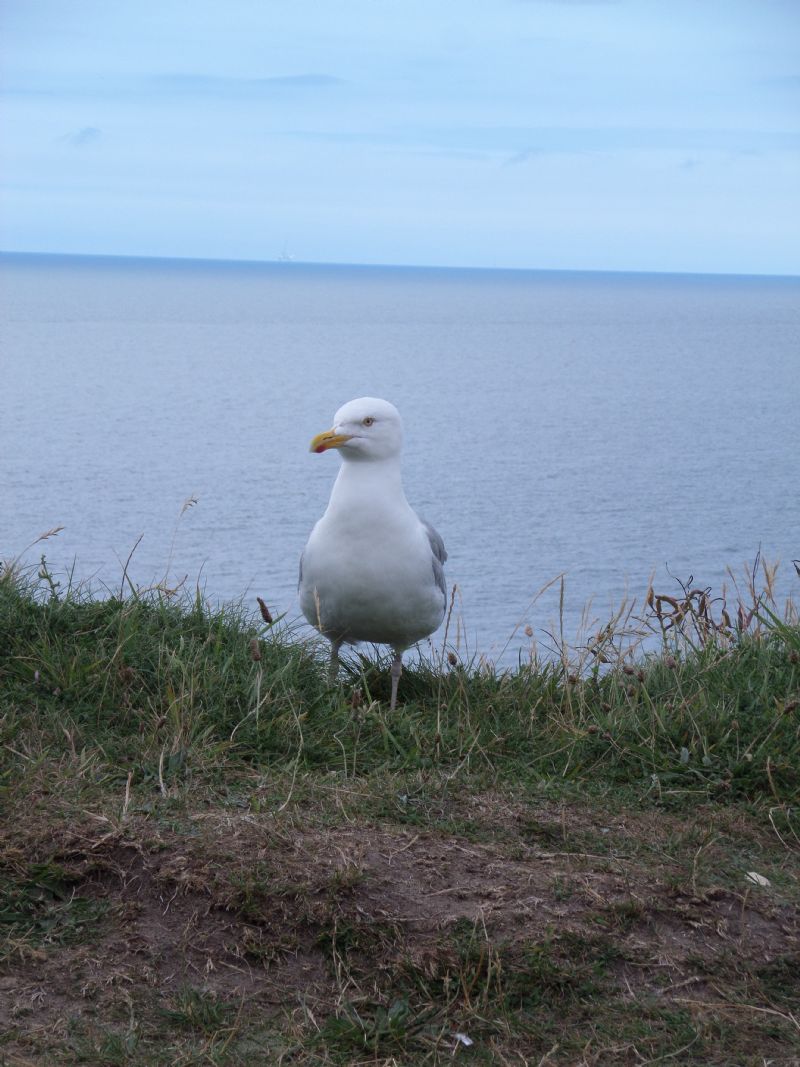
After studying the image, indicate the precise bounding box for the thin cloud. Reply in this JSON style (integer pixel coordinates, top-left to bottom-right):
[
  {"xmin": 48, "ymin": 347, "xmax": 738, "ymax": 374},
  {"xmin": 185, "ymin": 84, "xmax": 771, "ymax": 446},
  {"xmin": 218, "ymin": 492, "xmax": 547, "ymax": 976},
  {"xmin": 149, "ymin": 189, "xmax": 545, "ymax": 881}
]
[
  {"xmin": 2, "ymin": 72, "xmax": 346, "ymax": 100},
  {"xmin": 151, "ymin": 73, "xmax": 345, "ymax": 96},
  {"xmin": 503, "ymin": 147, "xmax": 545, "ymax": 166},
  {"xmin": 281, "ymin": 124, "xmax": 800, "ymax": 156},
  {"xmin": 63, "ymin": 126, "xmax": 102, "ymax": 147}
]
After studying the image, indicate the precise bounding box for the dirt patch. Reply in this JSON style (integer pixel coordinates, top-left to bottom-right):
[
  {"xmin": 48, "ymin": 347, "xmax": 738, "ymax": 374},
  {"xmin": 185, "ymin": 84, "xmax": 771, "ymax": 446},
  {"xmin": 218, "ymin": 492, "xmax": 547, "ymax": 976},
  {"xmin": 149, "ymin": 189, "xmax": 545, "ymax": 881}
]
[
  {"xmin": 2, "ymin": 799, "xmax": 798, "ymax": 1062},
  {"xmin": 0, "ymin": 798, "xmax": 797, "ymax": 1062}
]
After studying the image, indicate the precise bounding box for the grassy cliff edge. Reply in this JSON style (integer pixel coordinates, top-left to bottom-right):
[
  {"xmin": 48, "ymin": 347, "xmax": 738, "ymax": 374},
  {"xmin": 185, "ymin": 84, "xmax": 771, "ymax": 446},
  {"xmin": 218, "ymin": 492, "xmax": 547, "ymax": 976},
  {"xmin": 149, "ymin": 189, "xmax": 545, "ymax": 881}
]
[{"xmin": 1, "ymin": 569, "xmax": 798, "ymax": 1065}]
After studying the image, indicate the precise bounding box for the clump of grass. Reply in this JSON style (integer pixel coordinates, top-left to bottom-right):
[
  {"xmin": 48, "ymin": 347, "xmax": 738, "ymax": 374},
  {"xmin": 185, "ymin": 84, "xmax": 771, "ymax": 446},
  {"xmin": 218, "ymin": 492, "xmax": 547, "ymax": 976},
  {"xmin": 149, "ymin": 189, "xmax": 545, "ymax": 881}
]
[
  {"xmin": 0, "ymin": 859, "xmax": 107, "ymax": 961},
  {"xmin": 161, "ymin": 986, "xmax": 237, "ymax": 1034},
  {"xmin": 1, "ymin": 556, "xmax": 798, "ymax": 808}
]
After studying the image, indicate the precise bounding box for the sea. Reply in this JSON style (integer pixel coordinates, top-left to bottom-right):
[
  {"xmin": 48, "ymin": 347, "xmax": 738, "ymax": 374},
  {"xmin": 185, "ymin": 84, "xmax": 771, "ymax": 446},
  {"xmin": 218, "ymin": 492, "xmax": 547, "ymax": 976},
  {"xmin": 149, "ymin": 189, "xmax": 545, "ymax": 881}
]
[{"xmin": 2, "ymin": 252, "xmax": 799, "ymax": 666}]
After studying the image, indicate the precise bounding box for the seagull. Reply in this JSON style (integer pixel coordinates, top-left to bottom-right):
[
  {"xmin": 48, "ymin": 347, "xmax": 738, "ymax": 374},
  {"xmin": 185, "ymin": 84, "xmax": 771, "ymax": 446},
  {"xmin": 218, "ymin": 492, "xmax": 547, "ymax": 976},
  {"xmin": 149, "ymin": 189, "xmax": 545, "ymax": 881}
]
[{"xmin": 299, "ymin": 397, "xmax": 447, "ymax": 709}]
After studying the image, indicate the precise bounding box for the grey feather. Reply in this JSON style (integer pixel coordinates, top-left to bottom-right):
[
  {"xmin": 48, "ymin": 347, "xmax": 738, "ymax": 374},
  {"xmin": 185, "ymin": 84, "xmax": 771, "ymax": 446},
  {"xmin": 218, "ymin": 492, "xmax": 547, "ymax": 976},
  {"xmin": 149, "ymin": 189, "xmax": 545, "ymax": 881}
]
[
  {"xmin": 421, "ymin": 519, "xmax": 447, "ymax": 598},
  {"xmin": 298, "ymin": 549, "xmax": 304, "ymax": 591}
]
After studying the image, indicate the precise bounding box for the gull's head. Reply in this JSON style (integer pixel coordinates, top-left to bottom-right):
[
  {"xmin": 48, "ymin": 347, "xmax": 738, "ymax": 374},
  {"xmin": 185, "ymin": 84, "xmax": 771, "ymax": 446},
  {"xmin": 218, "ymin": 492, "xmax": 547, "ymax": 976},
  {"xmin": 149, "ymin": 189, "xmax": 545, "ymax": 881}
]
[{"xmin": 309, "ymin": 397, "xmax": 404, "ymax": 462}]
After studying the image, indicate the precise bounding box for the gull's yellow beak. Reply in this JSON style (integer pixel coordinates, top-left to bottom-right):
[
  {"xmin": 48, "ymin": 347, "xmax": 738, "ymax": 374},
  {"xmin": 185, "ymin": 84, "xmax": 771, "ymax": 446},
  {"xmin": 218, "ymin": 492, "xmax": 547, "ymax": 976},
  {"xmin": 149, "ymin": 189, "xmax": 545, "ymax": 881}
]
[{"xmin": 309, "ymin": 428, "xmax": 353, "ymax": 454}]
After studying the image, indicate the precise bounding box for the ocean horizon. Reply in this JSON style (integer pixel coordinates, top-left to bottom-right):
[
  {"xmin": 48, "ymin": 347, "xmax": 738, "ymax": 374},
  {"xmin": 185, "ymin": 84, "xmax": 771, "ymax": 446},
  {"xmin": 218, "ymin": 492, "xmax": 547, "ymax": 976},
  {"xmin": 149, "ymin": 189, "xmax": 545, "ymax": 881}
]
[{"xmin": 2, "ymin": 248, "xmax": 799, "ymax": 281}]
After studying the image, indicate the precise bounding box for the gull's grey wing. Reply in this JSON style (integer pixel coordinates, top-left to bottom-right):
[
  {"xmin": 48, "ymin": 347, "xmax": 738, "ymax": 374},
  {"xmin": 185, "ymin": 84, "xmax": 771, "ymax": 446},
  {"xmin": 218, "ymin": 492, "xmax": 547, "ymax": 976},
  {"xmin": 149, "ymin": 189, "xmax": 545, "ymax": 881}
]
[
  {"xmin": 298, "ymin": 549, "xmax": 304, "ymax": 592},
  {"xmin": 421, "ymin": 519, "xmax": 447, "ymax": 598}
]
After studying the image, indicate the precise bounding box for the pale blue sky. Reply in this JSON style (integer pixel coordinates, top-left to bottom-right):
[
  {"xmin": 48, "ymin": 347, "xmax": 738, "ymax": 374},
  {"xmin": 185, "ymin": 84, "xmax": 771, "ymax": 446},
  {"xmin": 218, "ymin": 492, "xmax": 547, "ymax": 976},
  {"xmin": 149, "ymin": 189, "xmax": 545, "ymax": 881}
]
[{"xmin": 2, "ymin": 0, "xmax": 798, "ymax": 273}]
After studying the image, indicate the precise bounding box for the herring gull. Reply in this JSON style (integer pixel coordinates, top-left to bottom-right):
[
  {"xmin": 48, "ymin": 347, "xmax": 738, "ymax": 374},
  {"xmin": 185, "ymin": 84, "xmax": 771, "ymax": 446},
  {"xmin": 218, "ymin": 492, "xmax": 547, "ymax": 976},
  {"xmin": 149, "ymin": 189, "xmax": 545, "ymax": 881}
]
[{"xmin": 299, "ymin": 397, "xmax": 447, "ymax": 709}]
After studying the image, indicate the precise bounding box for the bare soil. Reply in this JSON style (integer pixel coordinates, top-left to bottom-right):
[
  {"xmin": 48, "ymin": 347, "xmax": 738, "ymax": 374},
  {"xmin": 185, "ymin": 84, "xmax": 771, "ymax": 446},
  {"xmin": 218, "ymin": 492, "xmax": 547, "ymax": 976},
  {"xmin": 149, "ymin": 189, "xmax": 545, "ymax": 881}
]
[{"xmin": 2, "ymin": 793, "xmax": 799, "ymax": 1064}]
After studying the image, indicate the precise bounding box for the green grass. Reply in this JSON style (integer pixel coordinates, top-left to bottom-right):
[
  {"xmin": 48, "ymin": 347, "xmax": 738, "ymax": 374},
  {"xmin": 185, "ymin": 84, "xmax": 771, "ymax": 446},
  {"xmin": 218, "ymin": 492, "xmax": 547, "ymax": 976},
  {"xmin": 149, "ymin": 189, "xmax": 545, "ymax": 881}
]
[
  {"xmin": 1, "ymin": 564, "xmax": 799, "ymax": 1065},
  {"xmin": 1, "ymin": 565, "xmax": 798, "ymax": 805},
  {"xmin": 0, "ymin": 860, "xmax": 108, "ymax": 958}
]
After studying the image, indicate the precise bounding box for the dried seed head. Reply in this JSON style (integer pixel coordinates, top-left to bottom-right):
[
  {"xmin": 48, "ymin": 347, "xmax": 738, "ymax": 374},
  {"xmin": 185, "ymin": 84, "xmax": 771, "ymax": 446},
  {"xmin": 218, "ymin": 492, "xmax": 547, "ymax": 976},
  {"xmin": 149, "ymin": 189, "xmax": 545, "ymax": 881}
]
[
  {"xmin": 524, "ymin": 624, "xmax": 534, "ymax": 637},
  {"xmin": 636, "ymin": 670, "xmax": 645, "ymax": 683},
  {"xmin": 447, "ymin": 651, "xmax": 458, "ymax": 667},
  {"xmin": 567, "ymin": 674, "xmax": 579, "ymax": 685},
  {"xmin": 587, "ymin": 724, "xmax": 599, "ymax": 734},
  {"xmin": 783, "ymin": 699, "xmax": 799, "ymax": 714},
  {"xmin": 256, "ymin": 597, "xmax": 273, "ymax": 625},
  {"xmin": 249, "ymin": 637, "xmax": 262, "ymax": 662},
  {"xmin": 622, "ymin": 665, "xmax": 635, "ymax": 676},
  {"xmin": 789, "ymin": 650, "xmax": 799, "ymax": 664},
  {"xmin": 665, "ymin": 655, "xmax": 677, "ymax": 669},
  {"xmin": 350, "ymin": 687, "xmax": 363, "ymax": 709}
]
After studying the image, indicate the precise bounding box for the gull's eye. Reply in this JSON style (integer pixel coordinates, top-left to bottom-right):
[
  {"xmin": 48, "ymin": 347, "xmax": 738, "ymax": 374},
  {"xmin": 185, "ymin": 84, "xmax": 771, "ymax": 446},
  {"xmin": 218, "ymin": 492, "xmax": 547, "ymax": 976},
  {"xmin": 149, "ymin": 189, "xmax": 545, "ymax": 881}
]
[{"xmin": 362, "ymin": 416, "xmax": 375, "ymax": 427}]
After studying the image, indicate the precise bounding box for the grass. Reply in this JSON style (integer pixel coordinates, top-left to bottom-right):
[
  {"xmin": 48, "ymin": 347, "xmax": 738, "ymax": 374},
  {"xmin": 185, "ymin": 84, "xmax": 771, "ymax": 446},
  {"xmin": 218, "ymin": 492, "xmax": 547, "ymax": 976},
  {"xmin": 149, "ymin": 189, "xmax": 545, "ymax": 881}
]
[{"xmin": 1, "ymin": 558, "xmax": 799, "ymax": 1064}]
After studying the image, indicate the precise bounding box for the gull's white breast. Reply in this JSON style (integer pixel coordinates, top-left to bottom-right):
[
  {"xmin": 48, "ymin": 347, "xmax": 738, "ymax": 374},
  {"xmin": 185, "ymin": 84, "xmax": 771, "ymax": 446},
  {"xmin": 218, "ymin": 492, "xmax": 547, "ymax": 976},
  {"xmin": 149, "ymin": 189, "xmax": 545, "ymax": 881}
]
[{"xmin": 300, "ymin": 498, "xmax": 445, "ymax": 648}]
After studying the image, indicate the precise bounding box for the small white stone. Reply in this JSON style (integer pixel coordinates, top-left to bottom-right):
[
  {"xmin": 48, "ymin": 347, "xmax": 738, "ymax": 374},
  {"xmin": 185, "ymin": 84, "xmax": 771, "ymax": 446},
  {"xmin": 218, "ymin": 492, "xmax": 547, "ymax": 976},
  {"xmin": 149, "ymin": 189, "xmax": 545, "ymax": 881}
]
[{"xmin": 745, "ymin": 871, "xmax": 770, "ymax": 887}]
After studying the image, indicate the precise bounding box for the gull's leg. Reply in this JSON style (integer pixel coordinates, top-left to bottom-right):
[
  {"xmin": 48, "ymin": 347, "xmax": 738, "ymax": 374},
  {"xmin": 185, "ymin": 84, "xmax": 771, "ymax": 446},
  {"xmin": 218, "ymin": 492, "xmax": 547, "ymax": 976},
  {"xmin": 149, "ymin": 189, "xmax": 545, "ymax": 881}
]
[
  {"xmin": 390, "ymin": 650, "xmax": 403, "ymax": 711},
  {"xmin": 328, "ymin": 639, "xmax": 342, "ymax": 684}
]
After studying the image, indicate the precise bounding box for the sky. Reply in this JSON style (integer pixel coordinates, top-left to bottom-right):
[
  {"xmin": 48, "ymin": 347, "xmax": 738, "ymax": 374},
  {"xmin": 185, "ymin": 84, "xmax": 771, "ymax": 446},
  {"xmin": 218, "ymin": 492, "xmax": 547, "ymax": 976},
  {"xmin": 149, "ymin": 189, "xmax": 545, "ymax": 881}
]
[{"xmin": 1, "ymin": 0, "xmax": 798, "ymax": 273}]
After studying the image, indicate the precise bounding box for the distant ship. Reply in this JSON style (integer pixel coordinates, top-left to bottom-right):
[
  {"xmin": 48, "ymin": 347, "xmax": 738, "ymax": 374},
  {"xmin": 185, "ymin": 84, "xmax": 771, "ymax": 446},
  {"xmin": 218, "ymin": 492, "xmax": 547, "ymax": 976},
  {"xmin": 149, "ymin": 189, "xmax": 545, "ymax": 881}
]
[{"xmin": 277, "ymin": 243, "xmax": 295, "ymax": 263}]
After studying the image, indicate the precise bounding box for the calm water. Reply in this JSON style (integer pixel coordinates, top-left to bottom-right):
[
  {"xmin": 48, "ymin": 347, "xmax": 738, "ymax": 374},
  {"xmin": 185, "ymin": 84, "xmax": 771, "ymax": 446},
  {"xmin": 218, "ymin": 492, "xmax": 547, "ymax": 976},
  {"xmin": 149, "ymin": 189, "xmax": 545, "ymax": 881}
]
[{"xmin": 2, "ymin": 252, "xmax": 799, "ymax": 664}]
